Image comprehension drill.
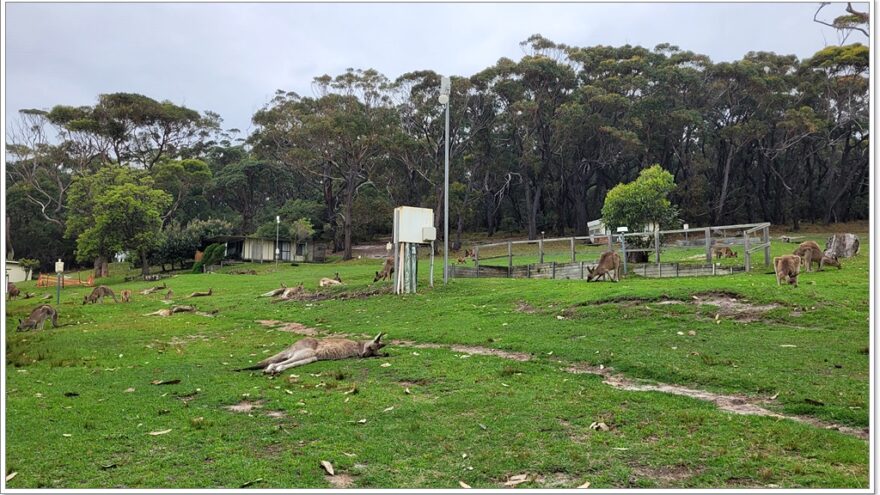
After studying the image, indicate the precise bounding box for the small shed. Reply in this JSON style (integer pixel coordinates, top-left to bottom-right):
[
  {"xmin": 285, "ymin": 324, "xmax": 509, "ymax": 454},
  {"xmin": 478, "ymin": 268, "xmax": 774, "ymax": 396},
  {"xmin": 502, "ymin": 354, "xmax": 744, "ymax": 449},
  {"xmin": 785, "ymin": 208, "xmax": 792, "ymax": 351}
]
[{"xmin": 5, "ymin": 260, "xmax": 32, "ymax": 283}]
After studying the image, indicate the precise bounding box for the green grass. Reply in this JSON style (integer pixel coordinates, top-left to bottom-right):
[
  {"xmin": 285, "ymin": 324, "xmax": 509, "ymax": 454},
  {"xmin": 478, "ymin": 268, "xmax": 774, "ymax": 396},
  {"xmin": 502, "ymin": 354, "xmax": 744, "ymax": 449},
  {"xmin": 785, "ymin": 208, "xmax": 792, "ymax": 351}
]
[{"xmin": 4, "ymin": 234, "xmax": 870, "ymax": 488}]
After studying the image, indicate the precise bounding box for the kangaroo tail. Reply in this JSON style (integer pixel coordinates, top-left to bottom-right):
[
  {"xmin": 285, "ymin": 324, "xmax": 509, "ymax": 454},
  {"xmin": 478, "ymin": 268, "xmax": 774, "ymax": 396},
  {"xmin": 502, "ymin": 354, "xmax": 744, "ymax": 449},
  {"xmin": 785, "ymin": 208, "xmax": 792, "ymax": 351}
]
[{"xmin": 233, "ymin": 363, "xmax": 266, "ymax": 372}]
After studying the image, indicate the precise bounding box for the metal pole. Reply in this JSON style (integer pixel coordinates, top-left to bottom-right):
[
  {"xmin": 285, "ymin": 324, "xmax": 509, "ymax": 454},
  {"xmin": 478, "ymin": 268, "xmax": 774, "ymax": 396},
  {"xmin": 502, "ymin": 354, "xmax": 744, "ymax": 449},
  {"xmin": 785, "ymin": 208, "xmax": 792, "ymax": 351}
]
[
  {"xmin": 620, "ymin": 235, "xmax": 628, "ymax": 275},
  {"xmin": 275, "ymin": 221, "xmax": 279, "ymax": 268},
  {"xmin": 763, "ymin": 226, "xmax": 770, "ymax": 267},
  {"xmin": 56, "ymin": 272, "xmax": 61, "ymax": 306},
  {"xmin": 429, "ymin": 241, "xmax": 435, "ymax": 288},
  {"xmin": 443, "ymin": 101, "xmax": 450, "ymax": 285}
]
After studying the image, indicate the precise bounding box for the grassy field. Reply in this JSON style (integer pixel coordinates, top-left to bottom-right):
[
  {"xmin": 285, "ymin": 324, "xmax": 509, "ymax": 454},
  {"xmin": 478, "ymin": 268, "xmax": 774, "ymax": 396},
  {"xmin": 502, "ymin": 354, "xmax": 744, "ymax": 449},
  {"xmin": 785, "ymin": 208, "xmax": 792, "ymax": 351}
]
[{"xmin": 3, "ymin": 233, "xmax": 871, "ymax": 488}]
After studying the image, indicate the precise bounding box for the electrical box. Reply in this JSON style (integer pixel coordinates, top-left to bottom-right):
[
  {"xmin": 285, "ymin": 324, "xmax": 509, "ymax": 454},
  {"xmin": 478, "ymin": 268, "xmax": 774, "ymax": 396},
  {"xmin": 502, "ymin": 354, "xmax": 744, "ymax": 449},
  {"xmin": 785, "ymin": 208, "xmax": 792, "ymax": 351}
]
[{"xmin": 393, "ymin": 207, "xmax": 435, "ymax": 244}]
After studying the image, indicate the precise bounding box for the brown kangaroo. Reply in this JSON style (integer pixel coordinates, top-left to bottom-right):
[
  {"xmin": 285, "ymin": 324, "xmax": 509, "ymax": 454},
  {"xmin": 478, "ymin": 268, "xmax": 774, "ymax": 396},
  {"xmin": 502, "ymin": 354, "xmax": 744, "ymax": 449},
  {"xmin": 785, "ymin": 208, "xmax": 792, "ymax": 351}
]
[
  {"xmin": 819, "ymin": 254, "xmax": 841, "ymax": 270},
  {"xmin": 373, "ymin": 257, "xmax": 394, "ymax": 282},
  {"xmin": 83, "ymin": 286, "xmax": 118, "ymax": 304},
  {"xmin": 587, "ymin": 251, "xmax": 621, "ymax": 282},
  {"xmin": 793, "ymin": 241, "xmax": 823, "ymax": 272},
  {"xmin": 7, "ymin": 282, "xmax": 20, "ymax": 301},
  {"xmin": 319, "ymin": 273, "xmax": 343, "ymax": 287},
  {"xmin": 18, "ymin": 304, "xmax": 59, "ymax": 331},
  {"xmin": 236, "ymin": 333, "xmax": 387, "ymax": 374},
  {"xmin": 189, "ymin": 288, "xmax": 213, "ymax": 298},
  {"xmin": 774, "ymin": 255, "xmax": 801, "ymax": 287},
  {"xmin": 713, "ymin": 246, "xmax": 737, "ymax": 259},
  {"xmin": 121, "ymin": 290, "xmax": 132, "ymax": 303}
]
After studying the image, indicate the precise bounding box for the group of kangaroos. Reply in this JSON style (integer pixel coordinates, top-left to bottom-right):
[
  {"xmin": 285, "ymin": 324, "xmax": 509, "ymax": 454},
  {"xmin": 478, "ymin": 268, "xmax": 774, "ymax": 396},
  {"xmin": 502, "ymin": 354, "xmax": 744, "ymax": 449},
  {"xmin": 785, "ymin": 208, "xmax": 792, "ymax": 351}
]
[{"xmin": 9, "ymin": 237, "xmax": 847, "ymax": 372}]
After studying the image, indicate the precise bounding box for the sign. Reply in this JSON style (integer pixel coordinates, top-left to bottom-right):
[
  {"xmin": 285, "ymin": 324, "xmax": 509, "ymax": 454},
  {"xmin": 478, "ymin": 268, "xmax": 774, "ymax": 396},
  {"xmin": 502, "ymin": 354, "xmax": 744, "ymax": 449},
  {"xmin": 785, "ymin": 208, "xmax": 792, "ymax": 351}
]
[{"xmin": 55, "ymin": 259, "xmax": 64, "ymax": 274}]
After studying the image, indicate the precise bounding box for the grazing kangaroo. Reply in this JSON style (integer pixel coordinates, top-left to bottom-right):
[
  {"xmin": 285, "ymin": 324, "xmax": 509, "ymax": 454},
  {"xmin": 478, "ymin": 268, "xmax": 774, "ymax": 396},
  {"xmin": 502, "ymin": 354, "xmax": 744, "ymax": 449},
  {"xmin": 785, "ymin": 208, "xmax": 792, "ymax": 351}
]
[
  {"xmin": 319, "ymin": 273, "xmax": 343, "ymax": 287},
  {"xmin": 236, "ymin": 333, "xmax": 387, "ymax": 374},
  {"xmin": 121, "ymin": 290, "xmax": 132, "ymax": 303},
  {"xmin": 7, "ymin": 282, "xmax": 20, "ymax": 301},
  {"xmin": 83, "ymin": 286, "xmax": 118, "ymax": 304},
  {"xmin": 18, "ymin": 304, "xmax": 59, "ymax": 331},
  {"xmin": 260, "ymin": 283, "xmax": 288, "ymax": 298},
  {"xmin": 165, "ymin": 289, "xmax": 174, "ymax": 300},
  {"xmin": 713, "ymin": 246, "xmax": 737, "ymax": 259},
  {"xmin": 373, "ymin": 257, "xmax": 394, "ymax": 282},
  {"xmin": 587, "ymin": 251, "xmax": 621, "ymax": 282},
  {"xmin": 819, "ymin": 254, "xmax": 841, "ymax": 270},
  {"xmin": 774, "ymin": 255, "xmax": 801, "ymax": 287},
  {"xmin": 189, "ymin": 288, "xmax": 213, "ymax": 298},
  {"xmin": 793, "ymin": 241, "xmax": 823, "ymax": 272}
]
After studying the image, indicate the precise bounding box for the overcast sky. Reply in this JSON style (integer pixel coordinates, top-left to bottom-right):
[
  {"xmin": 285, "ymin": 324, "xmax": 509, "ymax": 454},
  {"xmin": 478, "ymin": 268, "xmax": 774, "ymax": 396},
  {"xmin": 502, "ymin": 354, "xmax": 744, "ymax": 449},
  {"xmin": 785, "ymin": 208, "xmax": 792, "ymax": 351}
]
[{"xmin": 4, "ymin": 2, "xmax": 869, "ymax": 135}]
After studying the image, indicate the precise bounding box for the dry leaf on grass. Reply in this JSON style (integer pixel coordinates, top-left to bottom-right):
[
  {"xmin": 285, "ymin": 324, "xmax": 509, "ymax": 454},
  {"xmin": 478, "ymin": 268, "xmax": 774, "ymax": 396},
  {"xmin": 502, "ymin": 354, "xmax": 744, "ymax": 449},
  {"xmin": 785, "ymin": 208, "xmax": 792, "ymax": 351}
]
[
  {"xmin": 62, "ymin": 433, "xmax": 72, "ymax": 437},
  {"xmin": 123, "ymin": 388, "xmax": 135, "ymax": 393},
  {"xmin": 357, "ymin": 418, "xmax": 367, "ymax": 424},
  {"xmin": 150, "ymin": 379, "xmax": 181, "ymax": 386},
  {"xmin": 343, "ymin": 452, "xmax": 357, "ymax": 458},
  {"xmin": 148, "ymin": 429, "xmax": 172, "ymax": 436},
  {"xmin": 240, "ymin": 478, "xmax": 263, "ymax": 488},
  {"xmin": 769, "ymin": 392, "xmax": 780, "ymax": 400},
  {"xmin": 380, "ymin": 362, "xmax": 391, "ymax": 368},
  {"xmin": 383, "ymin": 406, "xmax": 394, "ymax": 412},
  {"xmin": 320, "ymin": 460, "xmax": 335, "ymax": 476},
  {"xmin": 404, "ymin": 388, "xmax": 411, "ymax": 394},
  {"xmin": 5, "ymin": 472, "xmax": 17, "ymax": 482},
  {"xmin": 504, "ymin": 473, "xmax": 529, "ymax": 486},
  {"xmin": 589, "ymin": 421, "xmax": 610, "ymax": 431},
  {"xmin": 459, "ymin": 481, "xmax": 472, "ymax": 488},
  {"xmin": 577, "ymin": 480, "xmax": 591, "ymax": 488}
]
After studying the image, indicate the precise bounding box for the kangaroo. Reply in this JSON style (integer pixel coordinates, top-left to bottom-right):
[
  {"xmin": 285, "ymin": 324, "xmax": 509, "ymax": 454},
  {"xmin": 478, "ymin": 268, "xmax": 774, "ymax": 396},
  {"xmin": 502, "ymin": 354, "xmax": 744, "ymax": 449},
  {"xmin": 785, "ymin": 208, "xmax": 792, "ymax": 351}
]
[
  {"xmin": 319, "ymin": 274, "xmax": 343, "ymax": 287},
  {"xmin": 373, "ymin": 257, "xmax": 394, "ymax": 282},
  {"xmin": 713, "ymin": 246, "xmax": 737, "ymax": 259},
  {"xmin": 236, "ymin": 333, "xmax": 387, "ymax": 374},
  {"xmin": 271, "ymin": 283, "xmax": 305, "ymax": 303},
  {"xmin": 260, "ymin": 283, "xmax": 288, "ymax": 298},
  {"xmin": 793, "ymin": 241, "xmax": 823, "ymax": 272},
  {"xmin": 819, "ymin": 253, "xmax": 841, "ymax": 270},
  {"xmin": 139, "ymin": 282, "xmax": 166, "ymax": 296},
  {"xmin": 774, "ymin": 255, "xmax": 801, "ymax": 287},
  {"xmin": 189, "ymin": 288, "xmax": 213, "ymax": 298},
  {"xmin": 165, "ymin": 289, "xmax": 174, "ymax": 301},
  {"xmin": 83, "ymin": 286, "xmax": 118, "ymax": 304},
  {"xmin": 7, "ymin": 282, "xmax": 20, "ymax": 301},
  {"xmin": 121, "ymin": 290, "xmax": 132, "ymax": 303},
  {"xmin": 18, "ymin": 304, "xmax": 59, "ymax": 331},
  {"xmin": 587, "ymin": 251, "xmax": 621, "ymax": 282}
]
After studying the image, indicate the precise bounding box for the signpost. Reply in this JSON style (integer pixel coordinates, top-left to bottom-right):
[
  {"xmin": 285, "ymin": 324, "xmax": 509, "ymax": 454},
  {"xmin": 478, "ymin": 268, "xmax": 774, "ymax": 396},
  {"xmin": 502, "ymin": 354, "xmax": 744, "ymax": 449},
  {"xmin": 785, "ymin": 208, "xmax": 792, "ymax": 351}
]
[{"xmin": 617, "ymin": 227, "xmax": 629, "ymax": 275}]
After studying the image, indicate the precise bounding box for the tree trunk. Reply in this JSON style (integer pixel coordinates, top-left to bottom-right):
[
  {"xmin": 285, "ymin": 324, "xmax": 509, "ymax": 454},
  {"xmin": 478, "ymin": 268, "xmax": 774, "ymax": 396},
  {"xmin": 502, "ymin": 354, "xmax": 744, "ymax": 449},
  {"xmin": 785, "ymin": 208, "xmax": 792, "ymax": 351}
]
[
  {"xmin": 5, "ymin": 215, "xmax": 13, "ymax": 261},
  {"xmin": 342, "ymin": 186, "xmax": 354, "ymax": 261},
  {"xmin": 140, "ymin": 250, "xmax": 150, "ymax": 276},
  {"xmin": 716, "ymin": 146, "xmax": 735, "ymax": 224},
  {"xmin": 94, "ymin": 256, "xmax": 109, "ymax": 278}
]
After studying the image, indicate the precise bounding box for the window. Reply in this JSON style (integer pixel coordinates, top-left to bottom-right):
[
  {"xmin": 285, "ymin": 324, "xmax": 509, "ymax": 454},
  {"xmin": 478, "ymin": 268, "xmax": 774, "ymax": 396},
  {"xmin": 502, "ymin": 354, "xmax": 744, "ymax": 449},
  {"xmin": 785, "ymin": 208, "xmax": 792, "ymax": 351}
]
[{"xmin": 296, "ymin": 243, "xmax": 305, "ymax": 256}]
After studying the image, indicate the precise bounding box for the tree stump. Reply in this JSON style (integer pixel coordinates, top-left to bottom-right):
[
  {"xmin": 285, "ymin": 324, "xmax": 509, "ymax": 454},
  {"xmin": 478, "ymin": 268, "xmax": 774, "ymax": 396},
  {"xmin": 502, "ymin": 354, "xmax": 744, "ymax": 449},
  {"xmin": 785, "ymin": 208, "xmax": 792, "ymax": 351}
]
[{"xmin": 825, "ymin": 233, "xmax": 860, "ymax": 258}]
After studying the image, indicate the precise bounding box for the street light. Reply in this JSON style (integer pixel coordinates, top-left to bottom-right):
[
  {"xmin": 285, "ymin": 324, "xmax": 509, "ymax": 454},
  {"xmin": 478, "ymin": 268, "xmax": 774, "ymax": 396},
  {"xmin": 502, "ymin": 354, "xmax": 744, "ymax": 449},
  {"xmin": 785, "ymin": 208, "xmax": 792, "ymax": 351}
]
[
  {"xmin": 275, "ymin": 215, "xmax": 280, "ymax": 268},
  {"xmin": 439, "ymin": 76, "xmax": 451, "ymax": 284}
]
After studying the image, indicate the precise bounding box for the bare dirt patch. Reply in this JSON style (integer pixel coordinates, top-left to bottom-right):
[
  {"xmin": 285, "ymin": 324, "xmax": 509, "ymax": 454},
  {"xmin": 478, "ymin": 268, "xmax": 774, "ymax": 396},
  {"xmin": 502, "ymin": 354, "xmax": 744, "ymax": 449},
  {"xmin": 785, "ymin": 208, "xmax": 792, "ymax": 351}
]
[
  {"xmin": 392, "ymin": 340, "xmax": 531, "ymax": 361},
  {"xmin": 326, "ymin": 473, "xmax": 355, "ymax": 488},
  {"xmin": 514, "ymin": 300, "xmax": 537, "ymax": 313},
  {"xmin": 225, "ymin": 400, "xmax": 265, "ymax": 413},
  {"xmin": 278, "ymin": 286, "xmax": 392, "ymax": 303},
  {"xmin": 265, "ymin": 410, "xmax": 286, "ymax": 419},
  {"xmin": 256, "ymin": 320, "xmax": 320, "ymax": 336},
  {"xmin": 691, "ymin": 292, "xmax": 780, "ymax": 322},
  {"xmin": 533, "ymin": 472, "xmax": 578, "ymax": 488},
  {"xmin": 564, "ymin": 363, "xmax": 868, "ymax": 441},
  {"xmin": 631, "ymin": 464, "xmax": 701, "ymax": 486}
]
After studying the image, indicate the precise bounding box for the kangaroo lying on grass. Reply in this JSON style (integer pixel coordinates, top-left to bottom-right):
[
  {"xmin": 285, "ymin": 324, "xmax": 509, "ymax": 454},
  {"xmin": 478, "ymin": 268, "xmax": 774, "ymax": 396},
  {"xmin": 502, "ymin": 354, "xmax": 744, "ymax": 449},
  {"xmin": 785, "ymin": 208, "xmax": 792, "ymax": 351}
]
[
  {"xmin": 373, "ymin": 257, "xmax": 394, "ymax": 282},
  {"xmin": 140, "ymin": 282, "xmax": 167, "ymax": 295},
  {"xmin": 83, "ymin": 286, "xmax": 118, "ymax": 304},
  {"xmin": 319, "ymin": 273, "xmax": 343, "ymax": 287},
  {"xmin": 260, "ymin": 283, "xmax": 288, "ymax": 298},
  {"xmin": 587, "ymin": 251, "xmax": 621, "ymax": 282},
  {"xmin": 236, "ymin": 333, "xmax": 387, "ymax": 374},
  {"xmin": 189, "ymin": 288, "xmax": 213, "ymax": 298},
  {"xmin": 18, "ymin": 304, "xmax": 59, "ymax": 331},
  {"xmin": 774, "ymin": 254, "xmax": 801, "ymax": 287}
]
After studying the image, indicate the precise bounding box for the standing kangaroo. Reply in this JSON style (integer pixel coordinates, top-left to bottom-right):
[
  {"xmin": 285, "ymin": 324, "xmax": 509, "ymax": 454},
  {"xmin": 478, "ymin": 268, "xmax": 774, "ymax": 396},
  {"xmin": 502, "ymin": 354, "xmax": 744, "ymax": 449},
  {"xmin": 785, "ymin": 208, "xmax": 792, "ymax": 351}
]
[
  {"xmin": 18, "ymin": 304, "xmax": 59, "ymax": 331},
  {"xmin": 236, "ymin": 333, "xmax": 387, "ymax": 374},
  {"xmin": 373, "ymin": 257, "xmax": 394, "ymax": 282},
  {"xmin": 120, "ymin": 290, "xmax": 132, "ymax": 303},
  {"xmin": 793, "ymin": 241, "xmax": 823, "ymax": 272},
  {"xmin": 586, "ymin": 251, "xmax": 621, "ymax": 282},
  {"xmin": 774, "ymin": 255, "xmax": 802, "ymax": 287},
  {"xmin": 83, "ymin": 286, "xmax": 118, "ymax": 304},
  {"xmin": 7, "ymin": 282, "xmax": 20, "ymax": 301}
]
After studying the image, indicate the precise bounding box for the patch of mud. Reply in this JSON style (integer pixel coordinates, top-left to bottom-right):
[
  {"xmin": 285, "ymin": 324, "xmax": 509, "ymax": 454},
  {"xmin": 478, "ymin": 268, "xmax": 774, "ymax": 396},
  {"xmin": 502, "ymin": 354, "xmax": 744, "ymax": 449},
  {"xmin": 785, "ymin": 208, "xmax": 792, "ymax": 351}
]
[
  {"xmin": 392, "ymin": 340, "xmax": 531, "ymax": 361},
  {"xmin": 514, "ymin": 300, "xmax": 537, "ymax": 314},
  {"xmin": 265, "ymin": 410, "xmax": 286, "ymax": 419},
  {"xmin": 533, "ymin": 472, "xmax": 578, "ymax": 488},
  {"xmin": 691, "ymin": 292, "xmax": 780, "ymax": 322},
  {"xmin": 326, "ymin": 473, "xmax": 355, "ymax": 488},
  {"xmin": 256, "ymin": 320, "xmax": 319, "ymax": 336},
  {"xmin": 225, "ymin": 400, "xmax": 265, "ymax": 413},
  {"xmin": 277, "ymin": 286, "xmax": 392, "ymax": 303},
  {"xmin": 564, "ymin": 363, "xmax": 868, "ymax": 441}
]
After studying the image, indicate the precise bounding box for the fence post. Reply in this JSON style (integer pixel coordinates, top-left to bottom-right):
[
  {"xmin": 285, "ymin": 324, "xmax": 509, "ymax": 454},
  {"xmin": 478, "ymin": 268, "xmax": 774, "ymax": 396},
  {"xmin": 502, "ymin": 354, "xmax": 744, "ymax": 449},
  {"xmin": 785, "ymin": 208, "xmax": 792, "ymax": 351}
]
[
  {"xmin": 580, "ymin": 261, "xmax": 585, "ymax": 279},
  {"xmin": 475, "ymin": 246, "xmax": 480, "ymax": 276},
  {"xmin": 569, "ymin": 237, "xmax": 575, "ymax": 263},
  {"xmin": 762, "ymin": 225, "xmax": 770, "ymax": 267},
  {"xmin": 654, "ymin": 230, "xmax": 661, "ymax": 265},
  {"xmin": 743, "ymin": 230, "xmax": 751, "ymax": 272},
  {"xmin": 705, "ymin": 227, "xmax": 712, "ymax": 263},
  {"xmin": 538, "ymin": 239, "xmax": 544, "ymax": 264},
  {"xmin": 507, "ymin": 241, "xmax": 513, "ymax": 278},
  {"xmin": 552, "ymin": 261, "xmax": 556, "ymax": 279}
]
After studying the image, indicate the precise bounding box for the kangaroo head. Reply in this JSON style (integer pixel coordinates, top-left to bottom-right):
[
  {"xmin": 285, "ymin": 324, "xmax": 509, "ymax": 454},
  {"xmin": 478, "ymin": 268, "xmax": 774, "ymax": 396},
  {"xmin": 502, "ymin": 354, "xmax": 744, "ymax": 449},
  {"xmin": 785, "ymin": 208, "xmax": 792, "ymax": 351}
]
[
  {"xmin": 361, "ymin": 332, "xmax": 386, "ymax": 357},
  {"xmin": 82, "ymin": 295, "xmax": 89, "ymax": 305},
  {"xmin": 334, "ymin": 272, "xmax": 341, "ymax": 282},
  {"xmin": 17, "ymin": 318, "xmax": 23, "ymax": 330}
]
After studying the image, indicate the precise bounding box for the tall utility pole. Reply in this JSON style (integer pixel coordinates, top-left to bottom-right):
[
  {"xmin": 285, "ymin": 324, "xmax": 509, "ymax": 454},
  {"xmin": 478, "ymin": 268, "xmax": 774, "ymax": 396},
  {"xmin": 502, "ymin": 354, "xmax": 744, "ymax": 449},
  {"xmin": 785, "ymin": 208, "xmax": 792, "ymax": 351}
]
[{"xmin": 439, "ymin": 76, "xmax": 451, "ymax": 285}]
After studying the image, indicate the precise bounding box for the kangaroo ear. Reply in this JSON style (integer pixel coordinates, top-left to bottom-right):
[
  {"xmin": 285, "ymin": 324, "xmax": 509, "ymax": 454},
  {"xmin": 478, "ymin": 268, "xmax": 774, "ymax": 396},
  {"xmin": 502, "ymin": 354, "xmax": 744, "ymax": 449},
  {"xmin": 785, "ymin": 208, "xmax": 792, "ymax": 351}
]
[{"xmin": 372, "ymin": 332, "xmax": 385, "ymax": 344}]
